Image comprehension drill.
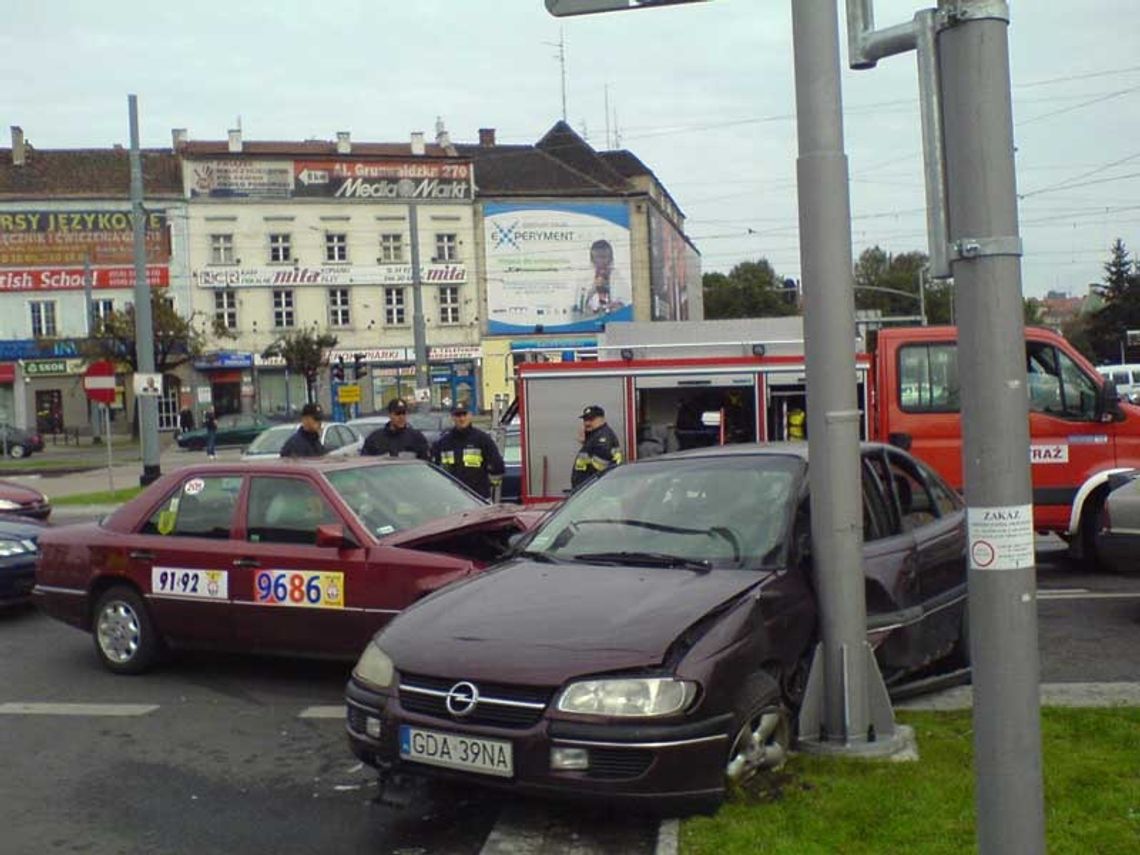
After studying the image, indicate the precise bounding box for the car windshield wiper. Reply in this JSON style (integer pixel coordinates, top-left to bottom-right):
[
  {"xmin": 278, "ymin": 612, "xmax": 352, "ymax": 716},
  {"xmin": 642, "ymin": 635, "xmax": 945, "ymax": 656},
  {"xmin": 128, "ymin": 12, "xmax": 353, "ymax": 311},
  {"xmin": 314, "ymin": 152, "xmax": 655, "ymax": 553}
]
[
  {"xmin": 572, "ymin": 518, "xmax": 710, "ymax": 536},
  {"xmin": 568, "ymin": 551, "xmax": 713, "ymax": 571}
]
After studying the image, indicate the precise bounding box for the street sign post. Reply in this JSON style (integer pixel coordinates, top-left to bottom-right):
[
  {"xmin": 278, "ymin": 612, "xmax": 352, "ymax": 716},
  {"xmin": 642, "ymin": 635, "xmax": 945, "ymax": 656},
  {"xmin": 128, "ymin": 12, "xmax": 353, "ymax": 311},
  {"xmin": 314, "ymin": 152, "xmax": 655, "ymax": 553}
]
[{"xmin": 83, "ymin": 361, "xmax": 116, "ymax": 492}]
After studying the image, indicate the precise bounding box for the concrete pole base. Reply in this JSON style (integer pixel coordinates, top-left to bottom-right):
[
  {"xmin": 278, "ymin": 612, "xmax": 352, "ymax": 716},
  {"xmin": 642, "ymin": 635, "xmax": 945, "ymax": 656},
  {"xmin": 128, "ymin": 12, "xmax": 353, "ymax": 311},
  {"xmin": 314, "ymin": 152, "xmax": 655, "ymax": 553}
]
[{"xmin": 797, "ymin": 723, "xmax": 919, "ymax": 762}]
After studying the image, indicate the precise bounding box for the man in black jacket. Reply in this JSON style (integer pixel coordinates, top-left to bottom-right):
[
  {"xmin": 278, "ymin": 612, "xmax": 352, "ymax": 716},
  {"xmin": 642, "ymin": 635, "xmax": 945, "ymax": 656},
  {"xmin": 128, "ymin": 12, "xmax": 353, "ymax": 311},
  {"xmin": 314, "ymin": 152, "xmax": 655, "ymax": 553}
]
[
  {"xmin": 571, "ymin": 404, "xmax": 623, "ymax": 489},
  {"xmin": 280, "ymin": 403, "xmax": 327, "ymax": 458},
  {"xmin": 431, "ymin": 403, "xmax": 504, "ymax": 500},
  {"xmin": 362, "ymin": 398, "xmax": 429, "ymax": 460}
]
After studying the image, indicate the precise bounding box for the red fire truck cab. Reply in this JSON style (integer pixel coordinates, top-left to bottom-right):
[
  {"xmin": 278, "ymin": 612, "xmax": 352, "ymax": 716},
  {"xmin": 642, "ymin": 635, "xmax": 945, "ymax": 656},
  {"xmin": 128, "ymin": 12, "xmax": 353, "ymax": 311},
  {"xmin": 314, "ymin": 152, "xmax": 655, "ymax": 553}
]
[{"xmin": 512, "ymin": 319, "xmax": 1138, "ymax": 564}]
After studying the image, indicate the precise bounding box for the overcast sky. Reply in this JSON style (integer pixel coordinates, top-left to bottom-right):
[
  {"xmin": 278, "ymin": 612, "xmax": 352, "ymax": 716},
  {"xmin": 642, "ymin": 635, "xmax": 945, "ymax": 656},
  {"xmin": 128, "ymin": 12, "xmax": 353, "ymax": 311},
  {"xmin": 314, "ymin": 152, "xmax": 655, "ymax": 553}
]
[{"xmin": 4, "ymin": 0, "xmax": 1136, "ymax": 298}]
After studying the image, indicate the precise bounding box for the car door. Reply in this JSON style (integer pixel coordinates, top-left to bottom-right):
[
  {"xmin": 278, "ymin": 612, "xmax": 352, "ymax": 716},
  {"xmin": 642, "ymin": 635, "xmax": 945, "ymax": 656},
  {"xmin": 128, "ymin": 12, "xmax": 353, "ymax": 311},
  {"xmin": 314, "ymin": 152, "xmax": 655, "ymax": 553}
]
[
  {"xmin": 133, "ymin": 473, "xmax": 244, "ymax": 647},
  {"xmin": 229, "ymin": 474, "xmax": 376, "ymax": 656},
  {"xmin": 860, "ymin": 449, "xmax": 924, "ymax": 677},
  {"xmin": 890, "ymin": 450, "xmax": 967, "ymax": 660}
]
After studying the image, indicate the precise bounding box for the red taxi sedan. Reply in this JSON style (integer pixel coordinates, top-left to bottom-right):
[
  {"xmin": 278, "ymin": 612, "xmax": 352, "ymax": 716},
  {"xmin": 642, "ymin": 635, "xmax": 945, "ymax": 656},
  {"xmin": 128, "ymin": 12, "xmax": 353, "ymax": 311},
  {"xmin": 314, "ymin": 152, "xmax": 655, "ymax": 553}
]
[{"xmin": 33, "ymin": 458, "xmax": 541, "ymax": 674}]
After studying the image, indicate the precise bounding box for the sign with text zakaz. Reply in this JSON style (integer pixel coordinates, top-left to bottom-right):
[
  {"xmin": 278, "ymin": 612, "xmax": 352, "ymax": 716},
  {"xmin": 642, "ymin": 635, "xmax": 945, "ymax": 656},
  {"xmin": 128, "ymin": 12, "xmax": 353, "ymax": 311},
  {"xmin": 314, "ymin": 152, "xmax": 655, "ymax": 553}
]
[{"xmin": 83, "ymin": 361, "xmax": 116, "ymax": 404}]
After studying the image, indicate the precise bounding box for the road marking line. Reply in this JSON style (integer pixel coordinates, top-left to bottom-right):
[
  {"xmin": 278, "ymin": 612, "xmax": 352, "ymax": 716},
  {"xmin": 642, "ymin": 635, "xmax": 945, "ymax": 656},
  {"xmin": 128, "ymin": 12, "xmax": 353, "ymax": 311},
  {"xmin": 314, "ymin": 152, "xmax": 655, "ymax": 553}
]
[
  {"xmin": 0, "ymin": 703, "xmax": 158, "ymax": 716},
  {"xmin": 299, "ymin": 705, "xmax": 345, "ymax": 719},
  {"xmin": 1038, "ymin": 590, "xmax": 1140, "ymax": 600}
]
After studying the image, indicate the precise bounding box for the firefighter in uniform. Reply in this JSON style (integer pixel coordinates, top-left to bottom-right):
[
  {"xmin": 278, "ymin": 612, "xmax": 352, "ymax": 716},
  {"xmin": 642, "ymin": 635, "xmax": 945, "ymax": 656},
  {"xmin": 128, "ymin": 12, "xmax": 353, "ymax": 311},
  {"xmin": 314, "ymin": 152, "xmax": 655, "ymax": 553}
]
[
  {"xmin": 571, "ymin": 404, "xmax": 623, "ymax": 489},
  {"xmin": 431, "ymin": 403, "xmax": 504, "ymax": 500},
  {"xmin": 362, "ymin": 398, "xmax": 429, "ymax": 460},
  {"xmin": 787, "ymin": 407, "xmax": 806, "ymax": 441}
]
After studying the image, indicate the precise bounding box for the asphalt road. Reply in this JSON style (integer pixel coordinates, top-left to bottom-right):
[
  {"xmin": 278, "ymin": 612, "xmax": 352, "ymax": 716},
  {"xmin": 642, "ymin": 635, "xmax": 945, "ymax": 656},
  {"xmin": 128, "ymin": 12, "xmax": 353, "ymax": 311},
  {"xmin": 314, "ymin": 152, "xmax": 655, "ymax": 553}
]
[{"xmin": 1, "ymin": 522, "xmax": 1135, "ymax": 853}]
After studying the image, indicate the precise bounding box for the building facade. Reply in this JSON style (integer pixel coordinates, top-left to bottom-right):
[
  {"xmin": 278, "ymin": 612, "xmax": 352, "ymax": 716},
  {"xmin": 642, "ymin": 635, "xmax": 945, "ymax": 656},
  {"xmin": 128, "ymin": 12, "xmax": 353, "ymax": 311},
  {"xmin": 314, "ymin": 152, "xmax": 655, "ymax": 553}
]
[
  {"xmin": 179, "ymin": 127, "xmax": 482, "ymax": 420},
  {"xmin": 0, "ymin": 127, "xmax": 186, "ymax": 436}
]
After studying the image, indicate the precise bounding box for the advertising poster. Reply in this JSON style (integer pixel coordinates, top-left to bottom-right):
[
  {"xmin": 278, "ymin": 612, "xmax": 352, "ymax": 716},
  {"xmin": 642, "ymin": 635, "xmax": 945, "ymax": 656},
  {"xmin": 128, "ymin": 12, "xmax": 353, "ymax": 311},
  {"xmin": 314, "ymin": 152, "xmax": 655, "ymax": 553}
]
[
  {"xmin": 293, "ymin": 160, "xmax": 472, "ymax": 201},
  {"xmin": 649, "ymin": 207, "xmax": 701, "ymax": 322},
  {"xmin": 0, "ymin": 209, "xmax": 169, "ymax": 266},
  {"xmin": 484, "ymin": 202, "xmax": 632, "ymax": 334},
  {"xmin": 186, "ymin": 159, "xmax": 294, "ymax": 198}
]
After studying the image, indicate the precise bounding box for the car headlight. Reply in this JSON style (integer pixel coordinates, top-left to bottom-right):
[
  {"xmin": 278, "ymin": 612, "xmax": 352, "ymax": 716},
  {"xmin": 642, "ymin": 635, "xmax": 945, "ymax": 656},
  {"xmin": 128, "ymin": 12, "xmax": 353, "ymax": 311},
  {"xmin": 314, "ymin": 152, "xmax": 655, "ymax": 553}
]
[
  {"xmin": 557, "ymin": 678, "xmax": 697, "ymax": 718},
  {"xmin": 352, "ymin": 642, "xmax": 395, "ymax": 690},
  {"xmin": 0, "ymin": 539, "xmax": 32, "ymax": 557},
  {"xmin": 0, "ymin": 500, "xmax": 20, "ymax": 510}
]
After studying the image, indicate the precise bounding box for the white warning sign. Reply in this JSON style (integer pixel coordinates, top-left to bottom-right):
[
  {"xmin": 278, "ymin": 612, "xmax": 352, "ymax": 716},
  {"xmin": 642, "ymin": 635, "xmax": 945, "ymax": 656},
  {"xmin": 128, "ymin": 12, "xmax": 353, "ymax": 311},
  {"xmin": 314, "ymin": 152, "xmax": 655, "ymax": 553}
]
[{"xmin": 967, "ymin": 504, "xmax": 1035, "ymax": 570}]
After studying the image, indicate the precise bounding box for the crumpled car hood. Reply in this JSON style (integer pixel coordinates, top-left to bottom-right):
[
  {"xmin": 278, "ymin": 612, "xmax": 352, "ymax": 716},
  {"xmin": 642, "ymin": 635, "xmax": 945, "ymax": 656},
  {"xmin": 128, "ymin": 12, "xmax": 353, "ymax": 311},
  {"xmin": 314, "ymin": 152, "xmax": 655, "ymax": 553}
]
[
  {"xmin": 378, "ymin": 559, "xmax": 768, "ymax": 685},
  {"xmin": 381, "ymin": 505, "xmax": 545, "ymax": 548}
]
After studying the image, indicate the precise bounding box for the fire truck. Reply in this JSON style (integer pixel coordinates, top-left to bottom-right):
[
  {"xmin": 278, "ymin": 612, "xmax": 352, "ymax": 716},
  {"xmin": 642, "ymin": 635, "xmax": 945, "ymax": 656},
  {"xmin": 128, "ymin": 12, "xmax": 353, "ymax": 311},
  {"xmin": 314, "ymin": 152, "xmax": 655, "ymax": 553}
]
[{"xmin": 510, "ymin": 318, "xmax": 1140, "ymax": 564}]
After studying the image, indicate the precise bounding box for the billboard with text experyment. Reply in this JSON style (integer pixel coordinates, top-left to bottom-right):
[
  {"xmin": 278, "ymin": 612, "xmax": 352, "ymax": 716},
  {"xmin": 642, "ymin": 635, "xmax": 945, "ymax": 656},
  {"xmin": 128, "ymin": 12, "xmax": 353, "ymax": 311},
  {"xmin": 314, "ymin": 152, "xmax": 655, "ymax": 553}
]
[{"xmin": 484, "ymin": 202, "xmax": 632, "ymax": 334}]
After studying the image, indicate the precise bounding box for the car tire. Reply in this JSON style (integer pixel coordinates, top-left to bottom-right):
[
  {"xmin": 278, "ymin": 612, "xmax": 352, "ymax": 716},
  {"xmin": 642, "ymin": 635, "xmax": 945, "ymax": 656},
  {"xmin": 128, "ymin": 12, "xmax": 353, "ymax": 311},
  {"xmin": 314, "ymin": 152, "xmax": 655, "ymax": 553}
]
[
  {"xmin": 724, "ymin": 671, "xmax": 791, "ymax": 789},
  {"xmin": 92, "ymin": 586, "xmax": 162, "ymax": 675},
  {"xmin": 9, "ymin": 444, "xmax": 26, "ymax": 459},
  {"xmin": 1077, "ymin": 492, "xmax": 1108, "ymax": 572}
]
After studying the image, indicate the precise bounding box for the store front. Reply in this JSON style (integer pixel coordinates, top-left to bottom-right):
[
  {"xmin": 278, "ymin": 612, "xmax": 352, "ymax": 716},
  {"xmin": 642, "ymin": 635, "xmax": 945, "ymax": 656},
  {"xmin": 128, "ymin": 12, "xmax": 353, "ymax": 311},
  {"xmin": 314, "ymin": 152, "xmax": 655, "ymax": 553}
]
[
  {"xmin": 0, "ymin": 364, "xmax": 16, "ymax": 427},
  {"xmin": 194, "ymin": 352, "xmax": 254, "ymax": 417}
]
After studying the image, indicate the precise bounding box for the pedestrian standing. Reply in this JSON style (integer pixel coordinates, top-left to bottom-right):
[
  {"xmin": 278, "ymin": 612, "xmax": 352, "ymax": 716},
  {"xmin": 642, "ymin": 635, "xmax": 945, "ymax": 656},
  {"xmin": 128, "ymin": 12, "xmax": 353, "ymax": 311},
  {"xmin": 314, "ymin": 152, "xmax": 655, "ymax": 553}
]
[
  {"xmin": 362, "ymin": 398, "xmax": 429, "ymax": 460},
  {"xmin": 280, "ymin": 403, "xmax": 327, "ymax": 458},
  {"xmin": 571, "ymin": 404, "xmax": 623, "ymax": 489},
  {"xmin": 431, "ymin": 403, "xmax": 504, "ymax": 500},
  {"xmin": 204, "ymin": 408, "xmax": 218, "ymax": 460}
]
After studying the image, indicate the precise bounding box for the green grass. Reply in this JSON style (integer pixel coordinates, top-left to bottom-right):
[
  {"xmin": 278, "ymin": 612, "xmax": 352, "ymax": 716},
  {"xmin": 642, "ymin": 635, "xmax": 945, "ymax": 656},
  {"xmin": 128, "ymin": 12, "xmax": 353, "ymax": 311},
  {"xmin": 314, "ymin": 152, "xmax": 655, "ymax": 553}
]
[
  {"xmin": 681, "ymin": 708, "xmax": 1140, "ymax": 855},
  {"xmin": 51, "ymin": 486, "xmax": 144, "ymax": 506}
]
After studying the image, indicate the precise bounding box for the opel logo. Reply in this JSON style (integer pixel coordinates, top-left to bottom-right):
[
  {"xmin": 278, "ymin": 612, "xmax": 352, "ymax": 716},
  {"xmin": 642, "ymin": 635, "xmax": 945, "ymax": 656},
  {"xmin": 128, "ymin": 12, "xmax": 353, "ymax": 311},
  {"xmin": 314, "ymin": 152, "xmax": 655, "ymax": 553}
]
[{"xmin": 445, "ymin": 681, "xmax": 480, "ymax": 717}]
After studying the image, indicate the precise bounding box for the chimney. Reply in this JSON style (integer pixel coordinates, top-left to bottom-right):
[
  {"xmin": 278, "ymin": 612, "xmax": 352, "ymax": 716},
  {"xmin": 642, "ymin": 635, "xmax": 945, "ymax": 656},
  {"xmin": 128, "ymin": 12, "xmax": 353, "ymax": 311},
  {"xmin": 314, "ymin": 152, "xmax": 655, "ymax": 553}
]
[
  {"xmin": 227, "ymin": 128, "xmax": 242, "ymax": 153},
  {"xmin": 10, "ymin": 126, "xmax": 25, "ymax": 166},
  {"xmin": 410, "ymin": 131, "xmax": 425, "ymax": 156},
  {"xmin": 336, "ymin": 131, "xmax": 351, "ymax": 154},
  {"xmin": 478, "ymin": 128, "xmax": 496, "ymax": 148},
  {"xmin": 435, "ymin": 116, "xmax": 450, "ymax": 147},
  {"xmin": 171, "ymin": 128, "xmax": 188, "ymax": 149}
]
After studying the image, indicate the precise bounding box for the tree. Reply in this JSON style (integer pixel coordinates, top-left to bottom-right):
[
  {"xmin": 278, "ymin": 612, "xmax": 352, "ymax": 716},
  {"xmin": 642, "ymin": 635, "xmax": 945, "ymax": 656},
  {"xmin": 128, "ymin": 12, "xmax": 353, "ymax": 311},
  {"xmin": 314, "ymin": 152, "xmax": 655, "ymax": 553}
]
[
  {"xmin": 1086, "ymin": 239, "xmax": 1140, "ymax": 363},
  {"xmin": 81, "ymin": 294, "xmax": 230, "ymax": 372},
  {"xmin": 261, "ymin": 328, "xmax": 338, "ymax": 404},
  {"xmin": 853, "ymin": 247, "xmax": 928, "ymax": 320},
  {"xmin": 702, "ymin": 259, "xmax": 799, "ymax": 319}
]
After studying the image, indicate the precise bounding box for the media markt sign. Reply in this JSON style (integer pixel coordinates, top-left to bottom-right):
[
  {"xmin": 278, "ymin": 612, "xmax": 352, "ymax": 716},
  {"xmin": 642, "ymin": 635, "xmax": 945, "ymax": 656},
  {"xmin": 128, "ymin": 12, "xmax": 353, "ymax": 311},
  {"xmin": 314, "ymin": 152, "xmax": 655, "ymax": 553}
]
[{"xmin": 23, "ymin": 358, "xmax": 74, "ymax": 377}]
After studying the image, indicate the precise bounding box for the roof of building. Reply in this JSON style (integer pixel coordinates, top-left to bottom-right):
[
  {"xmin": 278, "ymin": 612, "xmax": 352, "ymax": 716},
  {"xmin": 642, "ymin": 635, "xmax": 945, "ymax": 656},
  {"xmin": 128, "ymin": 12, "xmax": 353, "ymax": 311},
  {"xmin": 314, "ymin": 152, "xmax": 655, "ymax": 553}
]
[
  {"xmin": 177, "ymin": 140, "xmax": 461, "ymax": 158},
  {"xmin": 0, "ymin": 147, "xmax": 182, "ymax": 199}
]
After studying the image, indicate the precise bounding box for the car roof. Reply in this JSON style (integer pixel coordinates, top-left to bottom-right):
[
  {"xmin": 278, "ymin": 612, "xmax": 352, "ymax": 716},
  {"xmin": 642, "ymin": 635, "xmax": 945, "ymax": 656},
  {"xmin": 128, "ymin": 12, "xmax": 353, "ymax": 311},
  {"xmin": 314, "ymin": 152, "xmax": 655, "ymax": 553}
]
[{"xmin": 637, "ymin": 440, "xmax": 899, "ymax": 465}]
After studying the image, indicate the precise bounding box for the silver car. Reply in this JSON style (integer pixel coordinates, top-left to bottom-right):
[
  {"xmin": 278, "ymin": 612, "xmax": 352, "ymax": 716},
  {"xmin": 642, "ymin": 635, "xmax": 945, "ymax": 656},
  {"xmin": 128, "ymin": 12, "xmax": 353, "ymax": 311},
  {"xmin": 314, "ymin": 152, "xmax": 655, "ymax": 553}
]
[{"xmin": 240, "ymin": 422, "xmax": 363, "ymax": 460}]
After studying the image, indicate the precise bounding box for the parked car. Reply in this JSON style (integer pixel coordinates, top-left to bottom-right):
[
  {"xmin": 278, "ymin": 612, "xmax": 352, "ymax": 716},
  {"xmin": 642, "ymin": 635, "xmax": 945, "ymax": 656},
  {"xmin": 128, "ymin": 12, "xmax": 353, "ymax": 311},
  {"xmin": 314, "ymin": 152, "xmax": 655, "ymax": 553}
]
[
  {"xmin": 175, "ymin": 414, "xmax": 273, "ymax": 451},
  {"xmin": 240, "ymin": 422, "xmax": 363, "ymax": 459},
  {"xmin": 33, "ymin": 458, "xmax": 543, "ymax": 674},
  {"xmin": 0, "ymin": 516, "xmax": 44, "ymax": 606},
  {"xmin": 346, "ymin": 442, "xmax": 968, "ymax": 811},
  {"xmin": 0, "ymin": 479, "xmax": 51, "ymax": 520},
  {"xmin": 349, "ymin": 411, "xmax": 450, "ymax": 446},
  {"xmin": 1092, "ymin": 470, "xmax": 1140, "ymax": 572},
  {"xmin": 0, "ymin": 425, "xmax": 45, "ymax": 459}
]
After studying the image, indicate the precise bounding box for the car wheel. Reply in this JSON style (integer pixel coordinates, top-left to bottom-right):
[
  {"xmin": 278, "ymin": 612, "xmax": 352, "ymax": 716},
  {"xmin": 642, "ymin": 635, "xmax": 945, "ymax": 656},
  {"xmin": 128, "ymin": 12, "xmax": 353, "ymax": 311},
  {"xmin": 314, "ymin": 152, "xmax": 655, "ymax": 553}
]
[
  {"xmin": 9, "ymin": 444, "xmax": 26, "ymax": 458},
  {"xmin": 724, "ymin": 672, "xmax": 791, "ymax": 788},
  {"xmin": 92, "ymin": 586, "xmax": 162, "ymax": 675},
  {"xmin": 1077, "ymin": 492, "xmax": 1108, "ymax": 572}
]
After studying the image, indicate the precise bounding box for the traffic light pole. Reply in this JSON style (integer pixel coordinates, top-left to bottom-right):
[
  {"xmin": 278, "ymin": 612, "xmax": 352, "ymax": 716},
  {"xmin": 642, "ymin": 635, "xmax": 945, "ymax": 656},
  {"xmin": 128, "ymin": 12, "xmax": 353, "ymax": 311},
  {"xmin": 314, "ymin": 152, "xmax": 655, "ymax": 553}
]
[
  {"xmin": 129, "ymin": 94, "xmax": 161, "ymax": 486},
  {"xmin": 408, "ymin": 203, "xmax": 429, "ymax": 412}
]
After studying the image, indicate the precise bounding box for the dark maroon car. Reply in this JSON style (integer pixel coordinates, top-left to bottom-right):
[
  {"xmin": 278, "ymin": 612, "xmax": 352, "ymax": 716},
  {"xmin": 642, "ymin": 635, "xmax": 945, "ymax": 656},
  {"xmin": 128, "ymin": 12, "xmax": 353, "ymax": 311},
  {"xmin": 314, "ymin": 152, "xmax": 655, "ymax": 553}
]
[
  {"xmin": 0, "ymin": 478, "xmax": 52, "ymax": 520},
  {"xmin": 33, "ymin": 458, "xmax": 542, "ymax": 674},
  {"xmin": 345, "ymin": 443, "xmax": 968, "ymax": 811}
]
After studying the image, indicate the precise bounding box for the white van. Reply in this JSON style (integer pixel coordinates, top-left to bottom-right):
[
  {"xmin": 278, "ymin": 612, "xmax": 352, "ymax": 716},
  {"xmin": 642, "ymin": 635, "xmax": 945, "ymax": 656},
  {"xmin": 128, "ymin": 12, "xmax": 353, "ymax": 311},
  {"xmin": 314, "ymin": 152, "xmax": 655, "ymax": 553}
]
[{"xmin": 1096, "ymin": 364, "xmax": 1140, "ymax": 402}]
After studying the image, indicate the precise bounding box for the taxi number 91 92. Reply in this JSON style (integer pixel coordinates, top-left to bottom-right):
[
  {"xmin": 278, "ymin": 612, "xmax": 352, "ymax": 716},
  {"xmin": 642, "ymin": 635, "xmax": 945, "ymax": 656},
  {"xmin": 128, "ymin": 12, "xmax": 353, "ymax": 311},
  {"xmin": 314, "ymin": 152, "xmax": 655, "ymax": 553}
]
[{"xmin": 254, "ymin": 570, "xmax": 344, "ymax": 608}]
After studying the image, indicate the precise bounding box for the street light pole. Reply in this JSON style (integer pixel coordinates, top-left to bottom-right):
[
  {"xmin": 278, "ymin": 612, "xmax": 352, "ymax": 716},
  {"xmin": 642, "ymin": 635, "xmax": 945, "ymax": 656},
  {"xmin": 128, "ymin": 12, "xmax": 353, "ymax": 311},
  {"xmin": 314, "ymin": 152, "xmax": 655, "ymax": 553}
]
[
  {"xmin": 408, "ymin": 203, "xmax": 430, "ymax": 412},
  {"xmin": 129, "ymin": 94, "xmax": 161, "ymax": 486}
]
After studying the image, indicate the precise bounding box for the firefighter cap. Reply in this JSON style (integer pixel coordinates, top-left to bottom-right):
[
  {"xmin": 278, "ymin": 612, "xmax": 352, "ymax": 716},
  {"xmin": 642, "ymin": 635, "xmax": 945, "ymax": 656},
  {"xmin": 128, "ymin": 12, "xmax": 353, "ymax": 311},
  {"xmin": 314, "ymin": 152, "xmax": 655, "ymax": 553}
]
[{"xmin": 579, "ymin": 405, "xmax": 605, "ymax": 420}]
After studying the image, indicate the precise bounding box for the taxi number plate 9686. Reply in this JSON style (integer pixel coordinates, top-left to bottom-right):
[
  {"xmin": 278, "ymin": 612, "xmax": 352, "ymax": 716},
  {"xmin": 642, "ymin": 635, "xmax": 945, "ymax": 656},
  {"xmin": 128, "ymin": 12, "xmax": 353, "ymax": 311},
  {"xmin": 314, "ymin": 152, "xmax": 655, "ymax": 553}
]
[
  {"xmin": 399, "ymin": 726, "xmax": 513, "ymax": 778},
  {"xmin": 253, "ymin": 570, "xmax": 344, "ymax": 608}
]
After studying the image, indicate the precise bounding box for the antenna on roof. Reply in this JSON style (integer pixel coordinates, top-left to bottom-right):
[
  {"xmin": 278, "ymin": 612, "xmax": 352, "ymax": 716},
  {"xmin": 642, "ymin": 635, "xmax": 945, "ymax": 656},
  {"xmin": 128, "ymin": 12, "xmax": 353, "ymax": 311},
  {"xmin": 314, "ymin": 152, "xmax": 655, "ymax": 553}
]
[{"xmin": 543, "ymin": 28, "xmax": 568, "ymax": 122}]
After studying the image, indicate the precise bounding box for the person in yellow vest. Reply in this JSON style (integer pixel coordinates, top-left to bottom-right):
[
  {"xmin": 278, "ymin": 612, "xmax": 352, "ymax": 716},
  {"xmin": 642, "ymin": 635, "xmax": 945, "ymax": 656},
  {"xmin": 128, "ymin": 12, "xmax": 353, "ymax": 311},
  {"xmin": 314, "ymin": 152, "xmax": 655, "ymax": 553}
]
[
  {"xmin": 572, "ymin": 404, "xmax": 623, "ymax": 489},
  {"xmin": 431, "ymin": 403, "xmax": 504, "ymax": 500},
  {"xmin": 787, "ymin": 407, "xmax": 806, "ymax": 440}
]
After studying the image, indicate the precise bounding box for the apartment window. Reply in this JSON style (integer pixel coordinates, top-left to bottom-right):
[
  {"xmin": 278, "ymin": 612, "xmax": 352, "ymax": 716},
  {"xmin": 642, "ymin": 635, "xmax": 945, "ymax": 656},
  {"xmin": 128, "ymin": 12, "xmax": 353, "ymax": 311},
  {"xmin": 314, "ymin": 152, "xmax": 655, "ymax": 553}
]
[
  {"xmin": 438, "ymin": 286, "xmax": 460, "ymax": 325},
  {"xmin": 210, "ymin": 233, "xmax": 235, "ymax": 265},
  {"xmin": 434, "ymin": 233, "xmax": 458, "ymax": 262},
  {"xmin": 326, "ymin": 232, "xmax": 348, "ymax": 263},
  {"xmin": 272, "ymin": 289, "xmax": 295, "ymax": 328},
  {"xmin": 384, "ymin": 288, "xmax": 406, "ymax": 325},
  {"xmin": 379, "ymin": 233, "xmax": 404, "ymax": 263},
  {"xmin": 214, "ymin": 290, "xmax": 238, "ymax": 331},
  {"xmin": 328, "ymin": 288, "xmax": 351, "ymax": 328},
  {"xmin": 269, "ymin": 233, "xmax": 292, "ymax": 263},
  {"xmin": 92, "ymin": 299, "xmax": 115, "ymax": 323},
  {"xmin": 30, "ymin": 300, "xmax": 57, "ymax": 338}
]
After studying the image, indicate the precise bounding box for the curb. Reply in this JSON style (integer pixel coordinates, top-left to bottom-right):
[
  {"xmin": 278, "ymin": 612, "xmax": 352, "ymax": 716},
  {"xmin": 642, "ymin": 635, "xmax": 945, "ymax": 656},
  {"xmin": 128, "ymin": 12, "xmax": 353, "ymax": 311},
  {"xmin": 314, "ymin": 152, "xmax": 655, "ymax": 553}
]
[{"xmin": 896, "ymin": 681, "xmax": 1140, "ymax": 711}]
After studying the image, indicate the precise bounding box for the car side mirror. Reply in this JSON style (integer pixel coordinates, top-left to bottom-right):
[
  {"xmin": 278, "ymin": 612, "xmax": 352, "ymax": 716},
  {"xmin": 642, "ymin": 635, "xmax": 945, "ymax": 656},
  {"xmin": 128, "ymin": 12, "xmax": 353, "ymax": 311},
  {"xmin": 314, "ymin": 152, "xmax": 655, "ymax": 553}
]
[
  {"xmin": 1097, "ymin": 379, "xmax": 1123, "ymax": 423},
  {"xmin": 316, "ymin": 523, "xmax": 359, "ymax": 549}
]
